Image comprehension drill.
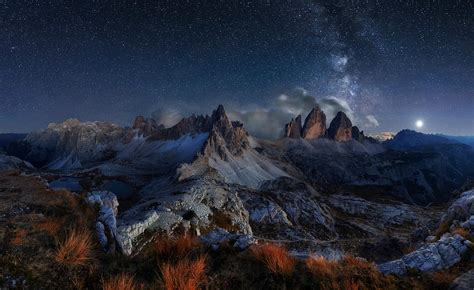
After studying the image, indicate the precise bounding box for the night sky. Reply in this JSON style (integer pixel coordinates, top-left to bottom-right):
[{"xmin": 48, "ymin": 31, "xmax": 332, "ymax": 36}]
[{"xmin": 1, "ymin": 0, "xmax": 473, "ymax": 137}]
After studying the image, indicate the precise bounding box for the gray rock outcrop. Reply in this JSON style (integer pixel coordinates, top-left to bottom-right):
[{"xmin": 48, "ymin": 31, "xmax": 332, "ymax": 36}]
[
  {"xmin": 378, "ymin": 234, "xmax": 469, "ymax": 275},
  {"xmin": 87, "ymin": 191, "xmax": 120, "ymax": 253},
  {"xmin": 200, "ymin": 227, "xmax": 257, "ymax": 250}
]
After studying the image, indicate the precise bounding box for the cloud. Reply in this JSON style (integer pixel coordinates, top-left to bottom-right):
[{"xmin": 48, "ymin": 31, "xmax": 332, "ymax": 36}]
[
  {"xmin": 365, "ymin": 114, "xmax": 379, "ymax": 127},
  {"xmin": 151, "ymin": 108, "xmax": 183, "ymax": 128},
  {"xmin": 319, "ymin": 97, "xmax": 354, "ymax": 122}
]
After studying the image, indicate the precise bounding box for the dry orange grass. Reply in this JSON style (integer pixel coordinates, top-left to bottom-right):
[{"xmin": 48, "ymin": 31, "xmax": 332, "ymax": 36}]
[
  {"xmin": 161, "ymin": 255, "xmax": 207, "ymax": 290},
  {"xmin": 342, "ymin": 279, "xmax": 363, "ymax": 290},
  {"xmin": 451, "ymin": 227, "xmax": 473, "ymax": 241},
  {"xmin": 305, "ymin": 256, "xmax": 338, "ymax": 276},
  {"xmin": 431, "ymin": 271, "xmax": 457, "ymax": 285},
  {"xmin": 102, "ymin": 273, "xmax": 142, "ymax": 290},
  {"xmin": 343, "ymin": 255, "xmax": 377, "ymax": 271},
  {"xmin": 55, "ymin": 228, "xmax": 94, "ymax": 267},
  {"xmin": 11, "ymin": 228, "xmax": 27, "ymax": 246},
  {"xmin": 154, "ymin": 234, "xmax": 201, "ymax": 258},
  {"xmin": 251, "ymin": 243, "xmax": 296, "ymax": 276},
  {"xmin": 36, "ymin": 217, "xmax": 64, "ymax": 236},
  {"xmin": 434, "ymin": 220, "xmax": 451, "ymax": 238}
]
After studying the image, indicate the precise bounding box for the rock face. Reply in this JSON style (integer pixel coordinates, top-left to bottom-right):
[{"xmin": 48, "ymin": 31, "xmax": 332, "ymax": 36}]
[
  {"xmin": 284, "ymin": 115, "xmax": 302, "ymax": 138},
  {"xmin": 351, "ymin": 126, "xmax": 364, "ymax": 142},
  {"xmin": 240, "ymin": 177, "xmax": 336, "ymax": 243},
  {"xmin": 326, "ymin": 194, "xmax": 418, "ymax": 230},
  {"xmin": 9, "ymin": 119, "xmax": 126, "ymax": 169},
  {"xmin": 132, "ymin": 116, "xmax": 162, "ymax": 136},
  {"xmin": 200, "ymin": 227, "xmax": 256, "ymax": 250},
  {"xmin": 378, "ymin": 234, "xmax": 470, "ymax": 275},
  {"xmin": 201, "ymin": 105, "xmax": 250, "ymax": 159},
  {"xmin": 177, "ymin": 105, "xmax": 287, "ymax": 188},
  {"xmin": 327, "ymin": 111, "xmax": 353, "ymax": 141},
  {"xmin": 87, "ymin": 191, "xmax": 120, "ymax": 253},
  {"xmin": 117, "ymin": 177, "xmax": 253, "ymax": 255},
  {"xmin": 302, "ymin": 106, "xmax": 326, "ymax": 139},
  {"xmin": 149, "ymin": 105, "xmax": 238, "ymax": 142},
  {"xmin": 379, "ymin": 189, "xmax": 474, "ymax": 275}
]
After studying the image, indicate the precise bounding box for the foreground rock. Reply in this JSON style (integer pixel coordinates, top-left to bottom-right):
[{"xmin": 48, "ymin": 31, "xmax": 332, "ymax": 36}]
[
  {"xmin": 378, "ymin": 234, "xmax": 470, "ymax": 275},
  {"xmin": 200, "ymin": 227, "xmax": 256, "ymax": 250},
  {"xmin": 116, "ymin": 177, "xmax": 253, "ymax": 255},
  {"xmin": 87, "ymin": 191, "xmax": 120, "ymax": 253},
  {"xmin": 379, "ymin": 189, "xmax": 474, "ymax": 275}
]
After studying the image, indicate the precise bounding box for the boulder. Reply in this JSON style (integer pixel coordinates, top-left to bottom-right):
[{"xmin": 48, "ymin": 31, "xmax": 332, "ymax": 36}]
[
  {"xmin": 87, "ymin": 191, "xmax": 120, "ymax": 253},
  {"xmin": 200, "ymin": 228, "xmax": 256, "ymax": 250}
]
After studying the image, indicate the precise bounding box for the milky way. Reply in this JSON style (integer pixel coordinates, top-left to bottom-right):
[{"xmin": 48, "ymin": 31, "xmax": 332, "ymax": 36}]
[{"xmin": 0, "ymin": 1, "xmax": 473, "ymax": 136}]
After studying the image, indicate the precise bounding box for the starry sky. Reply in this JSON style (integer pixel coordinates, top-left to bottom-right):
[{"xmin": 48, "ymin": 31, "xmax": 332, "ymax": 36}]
[{"xmin": 1, "ymin": 0, "xmax": 473, "ymax": 137}]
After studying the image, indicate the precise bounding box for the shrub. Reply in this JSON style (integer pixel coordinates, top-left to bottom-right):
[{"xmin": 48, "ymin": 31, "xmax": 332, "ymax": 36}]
[
  {"xmin": 305, "ymin": 256, "xmax": 338, "ymax": 276},
  {"xmin": 102, "ymin": 273, "xmax": 141, "ymax": 290},
  {"xmin": 251, "ymin": 243, "xmax": 295, "ymax": 276},
  {"xmin": 451, "ymin": 227, "xmax": 473, "ymax": 241},
  {"xmin": 11, "ymin": 228, "xmax": 27, "ymax": 246},
  {"xmin": 154, "ymin": 234, "xmax": 201, "ymax": 259},
  {"xmin": 55, "ymin": 228, "xmax": 94, "ymax": 267},
  {"xmin": 160, "ymin": 255, "xmax": 207, "ymax": 290},
  {"xmin": 37, "ymin": 217, "xmax": 64, "ymax": 236}
]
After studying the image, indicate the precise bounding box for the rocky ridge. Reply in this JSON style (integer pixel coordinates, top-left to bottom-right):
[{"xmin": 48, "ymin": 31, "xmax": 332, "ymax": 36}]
[
  {"xmin": 379, "ymin": 189, "xmax": 474, "ymax": 275},
  {"xmin": 283, "ymin": 107, "xmax": 371, "ymax": 142}
]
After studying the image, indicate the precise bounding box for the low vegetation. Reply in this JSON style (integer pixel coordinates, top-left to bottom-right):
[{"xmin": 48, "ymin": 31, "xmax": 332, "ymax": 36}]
[
  {"xmin": 250, "ymin": 243, "xmax": 296, "ymax": 276},
  {"xmin": 0, "ymin": 172, "xmax": 471, "ymax": 289},
  {"xmin": 160, "ymin": 255, "xmax": 207, "ymax": 290},
  {"xmin": 154, "ymin": 234, "xmax": 201, "ymax": 259},
  {"xmin": 102, "ymin": 273, "xmax": 141, "ymax": 290},
  {"xmin": 55, "ymin": 228, "xmax": 95, "ymax": 268}
]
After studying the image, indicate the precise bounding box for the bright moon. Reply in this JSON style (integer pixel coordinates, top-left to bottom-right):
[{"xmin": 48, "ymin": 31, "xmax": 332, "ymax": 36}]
[{"xmin": 416, "ymin": 120, "xmax": 424, "ymax": 128}]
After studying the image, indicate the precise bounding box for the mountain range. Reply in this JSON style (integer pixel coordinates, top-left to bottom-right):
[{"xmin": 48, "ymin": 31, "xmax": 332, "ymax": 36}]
[{"xmin": 1, "ymin": 105, "xmax": 474, "ymax": 282}]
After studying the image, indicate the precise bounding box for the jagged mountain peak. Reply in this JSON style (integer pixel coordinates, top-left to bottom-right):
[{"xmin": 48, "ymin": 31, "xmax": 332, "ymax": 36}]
[
  {"xmin": 284, "ymin": 115, "xmax": 303, "ymax": 138},
  {"xmin": 302, "ymin": 106, "xmax": 327, "ymax": 139},
  {"xmin": 327, "ymin": 111, "xmax": 353, "ymax": 141},
  {"xmin": 132, "ymin": 115, "xmax": 162, "ymax": 136}
]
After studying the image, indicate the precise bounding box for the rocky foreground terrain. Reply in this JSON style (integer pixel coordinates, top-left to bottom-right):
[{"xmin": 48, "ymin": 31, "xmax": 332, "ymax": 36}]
[{"xmin": 1, "ymin": 105, "xmax": 473, "ymax": 289}]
